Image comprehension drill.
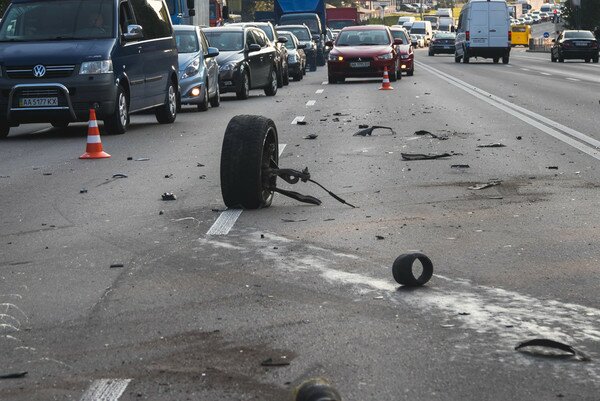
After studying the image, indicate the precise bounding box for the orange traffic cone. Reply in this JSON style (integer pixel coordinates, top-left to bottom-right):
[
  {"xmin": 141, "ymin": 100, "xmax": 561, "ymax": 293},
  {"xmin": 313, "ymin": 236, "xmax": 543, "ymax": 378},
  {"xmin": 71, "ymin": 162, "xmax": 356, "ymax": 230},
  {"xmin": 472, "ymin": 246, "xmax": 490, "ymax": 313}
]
[
  {"xmin": 379, "ymin": 66, "xmax": 393, "ymax": 91},
  {"xmin": 80, "ymin": 109, "xmax": 110, "ymax": 159}
]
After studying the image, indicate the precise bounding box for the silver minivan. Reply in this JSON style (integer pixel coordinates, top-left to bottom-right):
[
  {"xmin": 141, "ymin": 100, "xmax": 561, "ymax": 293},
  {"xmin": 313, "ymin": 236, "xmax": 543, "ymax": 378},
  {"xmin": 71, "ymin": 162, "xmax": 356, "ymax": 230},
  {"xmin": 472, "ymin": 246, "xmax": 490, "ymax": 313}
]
[{"xmin": 454, "ymin": 0, "xmax": 511, "ymax": 64}]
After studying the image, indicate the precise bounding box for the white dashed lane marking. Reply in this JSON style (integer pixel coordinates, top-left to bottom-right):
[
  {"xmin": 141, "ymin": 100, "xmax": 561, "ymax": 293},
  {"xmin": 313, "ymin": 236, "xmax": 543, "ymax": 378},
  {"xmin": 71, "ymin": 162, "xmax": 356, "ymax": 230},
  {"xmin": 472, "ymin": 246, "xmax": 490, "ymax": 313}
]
[
  {"xmin": 306, "ymin": 100, "xmax": 316, "ymax": 106},
  {"xmin": 80, "ymin": 379, "xmax": 131, "ymax": 401},
  {"xmin": 315, "ymin": 89, "xmax": 324, "ymax": 94},
  {"xmin": 540, "ymin": 72, "xmax": 551, "ymax": 76},
  {"xmin": 206, "ymin": 145, "xmax": 287, "ymax": 236},
  {"xmin": 291, "ymin": 116, "xmax": 305, "ymax": 125},
  {"xmin": 321, "ymin": 81, "xmax": 328, "ymax": 85}
]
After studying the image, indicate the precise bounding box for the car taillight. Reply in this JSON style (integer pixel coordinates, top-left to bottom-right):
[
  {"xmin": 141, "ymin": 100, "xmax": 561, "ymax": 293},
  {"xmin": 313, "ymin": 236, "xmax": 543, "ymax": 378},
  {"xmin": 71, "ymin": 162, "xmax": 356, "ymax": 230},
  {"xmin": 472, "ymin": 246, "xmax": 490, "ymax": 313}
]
[
  {"xmin": 563, "ymin": 41, "xmax": 572, "ymax": 48},
  {"xmin": 466, "ymin": 31, "xmax": 470, "ymax": 41},
  {"xmin": 508, "ymin": 31, "xmax": 512, "ymax": 41},
  {"xmin": 591, "ymin": 42, "xmax": 599, "ymax": 49}
]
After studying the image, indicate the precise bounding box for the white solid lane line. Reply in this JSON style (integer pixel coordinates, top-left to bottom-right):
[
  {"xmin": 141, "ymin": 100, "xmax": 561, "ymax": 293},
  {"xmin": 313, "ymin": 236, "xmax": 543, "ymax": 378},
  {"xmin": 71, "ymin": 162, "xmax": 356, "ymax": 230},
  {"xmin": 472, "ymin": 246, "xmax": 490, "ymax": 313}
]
[
  {"xmin": 540, "ymin": 72, "xmax": 551, "ymax": 76},
  {"xmin": 566, "ymin": 77, "xmax": 581, "ymax": 81},
  {"xmin": 80, "ymin": 379, "xmax": 131, "ymax": 401},
  {"xmin": 520, "ymin": 68, "xmax": 530, "ymax": 71},
  {"xmin": 417, "ymin": 61, "xmax": 600, "ymax": 161},
  {"xmin": 315, "ymin": 89, "xmax": 324, "ymax": 94},
  {"xmin": 306, "ymin": 100, "xmax": 316, "ymax": 106},
  {"xmin": 206, "ymin": 145, "xmax": 287, "ymax": 236},
  {"xmin": 291, "ymin": 116, "xmax": 305, "ymax": 125}
]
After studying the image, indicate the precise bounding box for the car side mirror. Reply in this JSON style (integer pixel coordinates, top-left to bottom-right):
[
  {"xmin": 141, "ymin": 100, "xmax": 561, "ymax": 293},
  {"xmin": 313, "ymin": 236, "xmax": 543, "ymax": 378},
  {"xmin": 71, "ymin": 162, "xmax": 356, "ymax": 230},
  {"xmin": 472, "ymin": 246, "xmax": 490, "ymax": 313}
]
[
  {"xmin": 124, "ymin": 24, "xmax": 143, "ymax": 41},
  {"xmin": 248, "ymin": 43, "xmax": 261, "ymax": 52},
  {"xmin": 206, "ymin": 46, "xmax": 219, "ymax": 58},
  {"xmin": 297, "ymin": 43, "xmax": 307, "ymax": 49},
  {"xmin": 325, "ymin": 40, "xmax": 333, "ymax": 47},
  {"xmin": 394, "ymin": 38, "xmax": 403, "ymax": 45},
  {"xmin": 278, "ymin": 36, "xmax": 288, "ymax": 43},
  {"xmin": 551, "ymin": 38, "xmax": 556, "ymax": 42},
  {"xmin": 312, "ymin": 34, "xmax": 321, "ymax": 41}
]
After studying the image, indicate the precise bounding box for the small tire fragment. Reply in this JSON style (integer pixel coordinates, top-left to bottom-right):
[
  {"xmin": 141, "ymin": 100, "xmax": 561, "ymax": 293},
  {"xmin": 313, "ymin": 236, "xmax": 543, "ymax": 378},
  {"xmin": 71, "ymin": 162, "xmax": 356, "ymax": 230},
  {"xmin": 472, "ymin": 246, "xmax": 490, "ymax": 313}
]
[
  {"xmin": 392, "ymin": 253, "xmax": 433, "ymax": 286},
  {"xmin": 295, "ymin": 378, "xmax": 342, "ymax": 401},
  {"xmin": 220, "ymin": 115, "xmax": 279, "ymax": 209}
]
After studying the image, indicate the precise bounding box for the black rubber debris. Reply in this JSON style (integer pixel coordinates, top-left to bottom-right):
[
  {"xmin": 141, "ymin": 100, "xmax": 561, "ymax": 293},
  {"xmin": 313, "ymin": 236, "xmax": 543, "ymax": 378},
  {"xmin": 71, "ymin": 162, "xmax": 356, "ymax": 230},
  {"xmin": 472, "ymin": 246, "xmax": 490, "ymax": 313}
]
[
  {"xmin": 80, "ymin": 189, "xmax": 88, "ymax": 193},
  {"xmin": 358, "ymin": 124, "xmax": 369, "ymax": 129},
  {"xmin": 112, "ymin": 173, "xmax": 128, "ymax": 178},
  {"xmin": 261, "ymin": 356, "xmax": 290, "ymax": 367},
  {"xmin": 477, "ymin": 143, "xmax": 506, "ymax": 148},
  {"xmin": 332, "ymin": 112, "xmax": 349, "ymax": 116},
  {"xmin": 375, "ymin": 235, "xmax": 385, "ymax": 240},
  {"xmin": 303, "ymin": 134, "xmax": 318, "ymax": 140},
  {"xmin": 127, "ymin": 157, "xmax": 133, "ymax": 160},
  {"xmin": 161, "ymin": 192, "xmax": 177, "ymax": 201},
  {"xmin": 296, "ymin": 120, "xmax": 307, "ymax": 125},
  {"xmin": 110, "ymin": 263, "xmax": 124, "ymax": 268},
  {"xmin": 451, "ymin": 164, "xmax": 470, "ymax": 169},
  {"xmin": 392, "ymin": 253, "xmax": 434, "ymax": 286},
  {"xmin": 515, "ymin": 339, "xmax": 591, "ymax": 362},
  {"xmin": 354, "ymin": 125, "xmax": 396, "ymax": 136},
  {"xmin": 547, "ymin": 166, "xmax": 559, "ymax": 170},
  {"xmin": 0, "ymin": 372, "xmax": 27, "ymax": 379},
  {"xmin": 401, "ymin": 152, "xmax": 452, "ymax": 161}
]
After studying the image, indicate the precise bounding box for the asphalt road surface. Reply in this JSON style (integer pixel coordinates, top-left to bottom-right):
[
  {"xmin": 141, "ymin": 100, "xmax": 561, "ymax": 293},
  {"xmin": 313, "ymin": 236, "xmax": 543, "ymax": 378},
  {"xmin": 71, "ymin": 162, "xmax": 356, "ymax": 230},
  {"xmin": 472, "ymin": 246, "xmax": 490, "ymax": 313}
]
[{"xmin": 1, "ymin": 46, "xmax": 600, "ymax": 400}]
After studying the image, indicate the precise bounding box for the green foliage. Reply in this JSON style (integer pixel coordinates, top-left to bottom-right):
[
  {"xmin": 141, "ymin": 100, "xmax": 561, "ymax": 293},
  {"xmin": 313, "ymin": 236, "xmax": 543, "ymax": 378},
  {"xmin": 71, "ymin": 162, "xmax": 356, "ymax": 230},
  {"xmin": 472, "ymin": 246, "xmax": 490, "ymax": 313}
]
[{"xmin": 562, "ymin": 0, "xmax": 600, "ymax": 30}]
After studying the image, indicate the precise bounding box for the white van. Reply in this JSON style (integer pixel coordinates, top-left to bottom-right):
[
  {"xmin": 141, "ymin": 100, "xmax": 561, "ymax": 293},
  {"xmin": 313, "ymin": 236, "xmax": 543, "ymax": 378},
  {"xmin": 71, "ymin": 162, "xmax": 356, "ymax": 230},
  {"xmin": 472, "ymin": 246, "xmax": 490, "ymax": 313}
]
[
  {"xmin": 402, "ymin": 21, "xmax": 414, "ymax": 32},
  {"xmin": 410, "ymin": 21, "xmax": 433, "ymax": 45},
  {"xmin": 397, "ymin": 16, "xmax": 416, "ymax": 26},
  {"xmin": 436, "ymin": 8, "xmax": 453, "ymax": 18},
  {"xmin": 454, "ymin": 0, "xmax": 511, "ymax": 64}
]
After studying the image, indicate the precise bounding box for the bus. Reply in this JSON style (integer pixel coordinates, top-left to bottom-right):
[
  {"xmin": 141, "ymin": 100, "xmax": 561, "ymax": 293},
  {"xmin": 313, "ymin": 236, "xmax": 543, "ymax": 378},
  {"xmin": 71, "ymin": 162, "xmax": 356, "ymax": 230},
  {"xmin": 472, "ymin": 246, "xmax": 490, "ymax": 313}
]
[{"xmin": 511, "ymin": 24, "xmax": 531, "ymax": 47}]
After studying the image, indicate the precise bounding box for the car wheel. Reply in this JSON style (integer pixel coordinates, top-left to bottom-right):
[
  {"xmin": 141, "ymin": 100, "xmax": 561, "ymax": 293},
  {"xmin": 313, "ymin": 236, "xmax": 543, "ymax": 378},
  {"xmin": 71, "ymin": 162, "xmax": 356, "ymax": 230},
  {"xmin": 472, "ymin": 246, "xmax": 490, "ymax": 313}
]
[
  {"xmin": 283, "ymin": 63, "xmax": 290, "ymax": 85},
  {"xmin": 236, "ymin": 70, "xmax": 250, "ymax": 100},
  {"xmin": 51, "ymin": 121, "xmax": 69, "ymax": 128},
  {"xmin": 155, "ymin": 80, "xmax": 177, "ymax": 124},
  {"xmin": 558, "ymin": 55, "xmax": 564, "ymax": 62},
  {"xmin": 210, "ymin": 84, "xmax": 221, "ymax": 108},
  {"xmin": 264, "ymin": 67, "xmax": 278, "ymax": 96},
  {"xmin": 104, "ymin": 85, "xmax": 129, "ymax": 135},
  {"xmin": 389, "ymin": 67, "xmax": 397, "ymax": 82},
  {"xmin": 197, "ymin": 82, "xmax": 209, "ymax": 112},
  {"xmin": 276, "ymin": 64, "xmax": 283, "ymax": 88},
  {"xmin": 407, "ymin": 68, "xmax": 414, "ymax": 76},
  {"xmin": 493, "ymin": 57, "xmax": 499, "ymax": 63},
  {"xmin": 502, "ymin": 54, "xmax": 509, "ymax": 64},
  {"xmin": 428, "ymin": 50, "xmax": 434, "ymax": 56},
  {"xmin": 585, "ymin": 58, "xmax": 591, "ymax": 63},
  {"xmin": 551, "ymin": 53, "xmax": 557, "ymax": 62},
  {"xmin": 317, "ymin": 50, "xmax": 326, "ymax": 66},
  {"xmin": 594, "ymin": 57, "xmax": 599, "ymax": 63},
  {"xmin": 220, "ymin": 115, "xmax": 279, "ymax": 209},
  {"xmin": 0, "ymin": 121, "xmax": 10, "ymax": 139},
  {"xmin": 310, "ymin": 54, "xmax": 317, "ymax": 71},
  {"xmin": 454, "ymin": 53, "xmax": 461, "ymax": 63}
]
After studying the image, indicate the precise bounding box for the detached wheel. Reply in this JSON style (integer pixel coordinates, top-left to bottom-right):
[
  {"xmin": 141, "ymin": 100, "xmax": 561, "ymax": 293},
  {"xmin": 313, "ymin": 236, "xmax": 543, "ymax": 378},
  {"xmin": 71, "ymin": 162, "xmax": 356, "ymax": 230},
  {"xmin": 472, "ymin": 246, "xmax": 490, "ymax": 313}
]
[
  {"xmin": 392, "ymin": 253, "xmax": 434, "ymax": 287},
  {"xmin": 104, "ymin": 85, "xmax": 129, "ymax": 135},
  {"xmin": 264, "ymin": 67, "xmax": 278, "ymax": 96},
  {"xmin": 155, "ymin": 80, "xmax": 177, "ymax": 124},
  {"xmin": 220, "ymin": 115, "xmax": 279, "ymax": 209}
]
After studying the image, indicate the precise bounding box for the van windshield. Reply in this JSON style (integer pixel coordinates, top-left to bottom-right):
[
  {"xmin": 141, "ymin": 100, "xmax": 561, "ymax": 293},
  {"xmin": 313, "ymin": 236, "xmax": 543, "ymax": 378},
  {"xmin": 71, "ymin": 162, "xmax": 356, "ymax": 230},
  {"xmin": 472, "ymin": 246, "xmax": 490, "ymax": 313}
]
[
  {"xmin": 411, "ymin": 28, "xmax": 426, "ymax": 35},
  {"xmin": 280, "ymin": 27, "xmax": 311, "ymax": 41},
  {"xmin": 279, "ymin": 16, "xmax": 319, "ymax": 34},
  {"xmin": 0, "ymin": 0, "xmax": 114, "ymax": 42}
]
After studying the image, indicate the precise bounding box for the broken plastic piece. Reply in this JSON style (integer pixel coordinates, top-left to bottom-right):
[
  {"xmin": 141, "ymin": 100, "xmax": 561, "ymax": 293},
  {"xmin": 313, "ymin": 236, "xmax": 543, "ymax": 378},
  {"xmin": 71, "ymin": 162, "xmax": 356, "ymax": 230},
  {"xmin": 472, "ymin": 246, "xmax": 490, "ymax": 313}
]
[
  {"xmin": 392, "ymin": 253, "xmax": 433, "ymax": 286},
  {"xmin": 303, "ymin": 134, "xmax": 318, "ymax": 139},
  {"xmin": 135, "ymin": 157, "xmax": 150, "ymax": 161},
  {"xmin": 468, "ymin": 181, "xmax": 501, "ymax": 190},
  {"xmin": 477, "ymin": 143, "xmax": 506, "ymax": 148},
  {"xmin": 0, "ymin": 371, "xmax": 27, "ymax": 379},
  {"xmin": 515, "ymin": 339, "xmax": 591, "ymax": 362},
  {"xmin": 401, "ymin": 152, "xmax": 451, "ymax": 161},
  {"xmin": 161, "ymin": 192, "xmax": 177, "ymax": 201},
  {"xmin": 354, "ymin": 125, "xmax": 396, "ymax": 136},
  {"xmin": 295, "ymin": 378, "xmax": 342, "ymax": 401}
]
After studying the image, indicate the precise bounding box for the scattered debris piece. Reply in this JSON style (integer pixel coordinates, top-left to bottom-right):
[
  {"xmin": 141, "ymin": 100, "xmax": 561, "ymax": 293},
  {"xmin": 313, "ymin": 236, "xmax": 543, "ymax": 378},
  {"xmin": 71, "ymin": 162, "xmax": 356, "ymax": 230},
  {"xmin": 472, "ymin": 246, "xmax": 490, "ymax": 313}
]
[
  {"xmin": 477, "ymin": 143, "xmax": 506, "ymax": 148},
  {"xmin": 43, "ymin": 172, "xmax": 52, "ymax": 176},
  {"xmin": 135, "ymin": 157, "xmax": 150, "ymax": 161},
  {"xmin": 515, "ymin": 339, "xmax": 591, "ymax": 362},
  {"xmin": 159, "ymin": 210, "xmax": 164, "ymax": 215},
  {"xmin": 516, "ymin": 136, "xmax": 522, "ymax": 140},
  {"xmin": 468, "ymin": 181, "xmax": 501, "ymax": 190},
  {"xmin": 261, "ymin": 357, "xmax": 290, "ymax": 367},
  {"xmin": 110, "ymin": 263, "xmax": 124, "ymax": 268},
  {"xmin": 373, "ymin": 296, "xmax": 384, "ymax": 299},
  {"xmin": 260, "ymin": 234, "xmax": 265, "ymax": 239},
  {"xmin": 489, "ymin": 196, "xmax": 503, "ymax": 199},
  {"xmin": 354, "ymin": 125, "xmax": 396, "ymax": 136},
  {"xmin": 458, "ymin": 312, "xmax": 471, "ymax": 316},
  {"xmin": 281, "ymin": 218, "xmax": 308, "ymax": 223},
  {"xmin": 161, "ymin": 192, "xmax": 177, "ymax": 201},
  {"xmin": 296, "ymin": 120, "xmax": 307, "ymax": 126},
  {"xmin": 547, "ymin": 166, "xmax": 558, "ymax": 170},
  {"xmin": 0, "ymin": 372, "xmax": 27, "ymax": 379},
  {"xmin": 199, "ymin": 175, "xmax": 206, "ymax": 179},
  {"xmin": 401, "ymin": 152, "xmax": 451, "ymax": 161},
  {"xmin": 333, "ymin": 112, "xmax": 349, "ymax": 116},
  {"xmin": 332, "ymin": 117, "xmax": 340, "ymax": 122},
  {"xmin": 441, "ymin": 324, "xmax": 455, "ymax": 328},
  {"xmin": 112, "ymin": 173, "xmax": 128, "ymax": 179},
  {"xmin": 127, "ymin": 157, "xmax": 133, "ymax": 160},
  {"xmin": 303, "ymin": 134, "xmax": 318, "ymax": 140},
  {"xmin": 211, "ymin": 208, "xmax": 223, "ymax": 212},
  {"xmin": 80, "ymin": 189, "xmax": 88, "ymax": 194},
  {"xmin": 392, "ymin": 253, "xmax": 433, "ymax": 286},
  {"xmin": 451, "ymin": 164, "xmax": 470, "ymax": 169},
  {"xmin": 324, "ymin": 218, "xmax": 335, "ymax": 221},
  {"xmin": 164, "ymin": 174, "xmax": 173, "ymax": 178},
  {"xmin": 295, "ymin": 378, "xmax": 342, "ymax": 401},
  {"xmin": 197, "ymin": 163, "xmax": 205, "ymax": 167},
  {"xmin": 358, "ymin": 124, "xmax": 369, "ymax": 129},
  {"xmin": 375, "ymin": 235, "xmax": 385, "ymax": 240}
]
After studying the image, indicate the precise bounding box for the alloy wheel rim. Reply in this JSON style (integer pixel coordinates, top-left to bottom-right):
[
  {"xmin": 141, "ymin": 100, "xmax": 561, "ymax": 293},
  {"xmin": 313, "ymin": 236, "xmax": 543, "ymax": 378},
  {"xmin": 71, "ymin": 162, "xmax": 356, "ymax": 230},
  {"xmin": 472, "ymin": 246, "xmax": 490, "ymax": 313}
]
[
  {"xmin": 168, "ymin": 86, "xmax": 176, "ymax": 116},
  {"xmin": 118, "ymin": 93, "xmax": 127, "ymax": 127}
]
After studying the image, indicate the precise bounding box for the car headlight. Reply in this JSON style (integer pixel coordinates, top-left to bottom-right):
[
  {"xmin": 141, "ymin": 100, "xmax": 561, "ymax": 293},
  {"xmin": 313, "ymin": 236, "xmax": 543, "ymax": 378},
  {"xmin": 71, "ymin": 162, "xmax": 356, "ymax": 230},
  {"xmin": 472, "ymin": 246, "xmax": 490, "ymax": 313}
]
[
  {"xmin": 288, "ymin": 54, "xmax": 297, "ymax": 63},
  {"xmin": 79, "ymin": 60, "xmax": 113, "ymax": 75},
  {"xmin": 400, "ymin": 54, "xmax": 410, "ymax": 59},
  {"xmin": 377, "ymin": 53, "xmax": 393, "ymax": 60},
  {"xmin": 181, "ymin": 57, "xmax": 200, "ymax": 80},
  {"xmin": 219, "ymin": 62, "xmax": 237, "ymax": 72},
  {"xmin": 328, "ymin": 53, "xmax": 343, "ymax": 61}
]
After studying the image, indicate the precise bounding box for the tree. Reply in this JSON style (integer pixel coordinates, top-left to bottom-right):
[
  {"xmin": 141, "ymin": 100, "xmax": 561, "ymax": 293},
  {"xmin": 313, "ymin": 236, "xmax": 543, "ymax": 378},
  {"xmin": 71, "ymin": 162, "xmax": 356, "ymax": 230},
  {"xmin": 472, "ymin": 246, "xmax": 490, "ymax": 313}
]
[{"xmin": 562, "ymin": 0, "xmax": 600, "ymax": 30}]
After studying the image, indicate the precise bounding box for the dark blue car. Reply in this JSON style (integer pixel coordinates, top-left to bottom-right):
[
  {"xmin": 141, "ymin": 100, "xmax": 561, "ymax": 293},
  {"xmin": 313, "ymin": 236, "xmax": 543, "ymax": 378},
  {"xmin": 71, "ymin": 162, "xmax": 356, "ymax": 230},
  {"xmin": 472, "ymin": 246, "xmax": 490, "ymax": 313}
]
[{"xmin": 0, "ymin": 0, "xmax": 179, "ymax": 137}]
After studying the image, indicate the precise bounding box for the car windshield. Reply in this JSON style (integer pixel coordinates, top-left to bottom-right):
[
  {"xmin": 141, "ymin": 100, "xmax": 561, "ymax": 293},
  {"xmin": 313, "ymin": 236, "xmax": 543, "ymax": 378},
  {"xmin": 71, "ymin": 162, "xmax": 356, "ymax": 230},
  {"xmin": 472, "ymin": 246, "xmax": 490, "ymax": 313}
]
[
  {"xmin": 564, "ymin": 31, "xmax": 595, "ymax": 39},
  {"xmin": 411, "ymin": 28, "xmax": 425, "ymax": 35},
  {"xmin": 257, "ymin": 26, "xmax": 274, "ymax": 41},
  {"xmin": 281, "ymin": 27, "xmax": 311, "ymax": 41},
  {"xmin": 435, "ymin": 33, "xmax": 455, "ymax": 39},
  {"xmin": 279, "ymin": 16, "xmax": 319, "ymax": 34},
  {"xmin": 390, "ymin": 30, "xmax": 409, "ymax": 43},
  {"xmin": 280, "ymin": 34, "xmax": 295, "ymax": 49},
  {"xmin": 175, "ymin": 31, "xmax": 199, "ymax": 53},
  {"xmin": 336, "ymin": 29, "xmax": 390, "ymax": 46},
  {"xmin": 0, "ymin": 0, "xmax": 114, "ymax": 42},
  {"xmin": 204, "ymin": 31, "xmax": 244, "ymax": 51}
]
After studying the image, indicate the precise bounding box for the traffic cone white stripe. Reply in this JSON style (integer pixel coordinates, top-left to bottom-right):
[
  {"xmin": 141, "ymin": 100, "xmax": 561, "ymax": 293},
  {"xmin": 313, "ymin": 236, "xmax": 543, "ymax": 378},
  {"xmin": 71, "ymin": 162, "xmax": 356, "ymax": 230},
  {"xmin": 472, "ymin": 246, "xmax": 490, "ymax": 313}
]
[
  {"xmin": 87, "ymin": 135, "xmax": 102, "ymax": 144},
  {"xmin": 89, "ymin": 120, "xmax": 98, "ymax": 128}
]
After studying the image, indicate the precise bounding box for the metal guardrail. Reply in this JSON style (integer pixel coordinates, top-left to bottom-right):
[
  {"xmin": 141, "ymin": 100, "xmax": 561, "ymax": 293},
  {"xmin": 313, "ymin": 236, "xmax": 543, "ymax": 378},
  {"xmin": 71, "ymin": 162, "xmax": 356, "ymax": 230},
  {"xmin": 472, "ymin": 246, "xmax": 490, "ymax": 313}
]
[{"xmin": 528, "ymin": 37, "xmax": 552, "ymax": 52}]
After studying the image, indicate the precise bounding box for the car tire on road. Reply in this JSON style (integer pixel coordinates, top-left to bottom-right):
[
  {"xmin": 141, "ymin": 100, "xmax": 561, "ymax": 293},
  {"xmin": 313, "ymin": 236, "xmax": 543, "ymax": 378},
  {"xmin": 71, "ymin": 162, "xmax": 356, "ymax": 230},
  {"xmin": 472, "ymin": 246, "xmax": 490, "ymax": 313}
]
[
  {"xmin": 454, "ymin": 53, "xmax": 461, "ymax": 63},
  {"xmin": 155, "ymin": 80, "xmax": 177, "ymax": 124},
  {"xmin": 264, "ymin": 67, "xmax": 278, "ymax": 96},
  {"xmin": 493, "ymin": 57, "xmax": 499, "ymax": 63},
  {"xmin": 210, "ymin": 85, "xmax": 221, "ymax": 108},
  {"xmin": 463, "ymin": 48, "xmax": 470, "ymax": 63},
  {"xmin": 551, "ymin": 53, "xmax": 557, "ymax": 62},
  {"xmin": 392, "ymin": 253, "xmax": 434, "ymax": 287},
  {"xmin": 389, "ymin": 67, "xmax": 397, "ymax": 82},
  {"xmin": 594, "ymin": 57, "xmax": 599, "ymax": 63},
  {"xmin": 220, "ymin": 115, "xmax": 279, "ymax": 209},
  {"xmin": 0, "ymin": 121, "xmax": 10, "ymax": 139},
  {"xmin": 428, "ymin": 50, "xmax": 434, "ymax": 56},
  {"xmin": 197, "ymin": 83, "xmax": 209, "ymax": 112},
  {"xmin": 502, "ymin": 54, "xmax": 510, "ymax": 64},
  {"xmin": 236, "ymin": 70, "xmax": 250, "ymax": 100},
  {"xmin": 283, "ymin": 63, "xmax": 290, "ymax": 85},
  {"xmin": 407, "ymin": 68, "xmax": 414, "ymax": 76},
  {"xmin": 104, "ymin": 85, "xmax": 129, "ymax": 135}
]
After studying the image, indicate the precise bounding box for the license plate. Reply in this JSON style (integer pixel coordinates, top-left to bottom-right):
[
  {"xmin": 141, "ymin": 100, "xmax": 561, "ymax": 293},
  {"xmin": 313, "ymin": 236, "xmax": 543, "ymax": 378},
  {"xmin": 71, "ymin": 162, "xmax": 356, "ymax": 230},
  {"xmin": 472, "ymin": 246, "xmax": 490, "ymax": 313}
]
[
  {"xmin": 472, "ymin": 38, "xmax": 486, "ymax": 44},
  {"xmin": 19, "ymin": 97, "xmax": 58, "ymax": 107},
  {"xmin": 444, "ymin": 46, "xmax": 452, "ymax": 49},
  {"xmin": 350, "ymin": 61, "xmax": 370, "ymax": 68},
  {"xmin": 574, "ymin": 41, "xmax": 587, "ymax": 46}
]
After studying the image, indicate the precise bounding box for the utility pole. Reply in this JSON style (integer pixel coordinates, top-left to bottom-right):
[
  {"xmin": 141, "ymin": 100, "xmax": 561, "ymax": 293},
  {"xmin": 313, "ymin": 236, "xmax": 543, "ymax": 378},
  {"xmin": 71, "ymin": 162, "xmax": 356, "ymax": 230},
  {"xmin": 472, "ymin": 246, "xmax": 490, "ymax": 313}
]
[{"xmin": 420, "ymin": 0, "xmax": 424, "ymax": 21}]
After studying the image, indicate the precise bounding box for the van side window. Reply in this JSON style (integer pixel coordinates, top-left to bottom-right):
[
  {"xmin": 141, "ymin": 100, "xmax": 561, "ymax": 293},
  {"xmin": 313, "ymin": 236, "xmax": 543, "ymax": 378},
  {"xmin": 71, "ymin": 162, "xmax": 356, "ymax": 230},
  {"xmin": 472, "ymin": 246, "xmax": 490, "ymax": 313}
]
[
  {"xmin": 255, "ymin": 30, "xmax": 267, "ymax": 47},
  {"xmin": 119, "ymin": 2, "xmax": 136, "ymax": 36},
  {"xmin": 130, "ymin": 0, "xmax": 172, "ymax": 39},
  {"xmin": 246, "ymin": 30, "xmax": 257, "ymax": 47},
  {"xmin": 199, "ymin": 30, "xmax": 210, "ymax": 54}
]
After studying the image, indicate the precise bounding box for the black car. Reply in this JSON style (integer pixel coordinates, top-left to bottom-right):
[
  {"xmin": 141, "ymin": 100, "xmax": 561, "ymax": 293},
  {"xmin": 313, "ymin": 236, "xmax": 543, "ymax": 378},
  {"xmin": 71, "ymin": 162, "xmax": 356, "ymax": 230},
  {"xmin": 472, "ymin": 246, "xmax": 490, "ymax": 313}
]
[
  {"xmin": 429, "ymin": 32, "xmax": 456, "ymax": 56},
  {"xmin": 203, "ymin": 26, "xmax": 278, "ymax": 100},
  {"xmin": 276, "ymin": 25, "xmax": 317, "ymax": 71},
  {"xmin": 551, "ymin": 30, "xmax": 599, "ymax": 63},
  {"xmin": 228, "ymin": 22, "xmax": 289, "ymax": 87},
  {"xmin": 277, "ymin": 31, "xmax": 307, "ymax": 81},
  {"xmin": 0, "ymin": 0, "xmax": 179, "ymax": 138}
]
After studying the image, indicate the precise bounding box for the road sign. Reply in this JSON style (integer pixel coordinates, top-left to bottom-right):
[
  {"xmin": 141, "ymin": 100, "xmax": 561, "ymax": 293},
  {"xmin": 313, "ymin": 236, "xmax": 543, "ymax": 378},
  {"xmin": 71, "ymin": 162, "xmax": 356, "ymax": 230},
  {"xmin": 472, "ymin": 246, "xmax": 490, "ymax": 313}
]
[
  {"xmin": 543, "ymin": 32, "xmax": 550, "ymax": 38},
  {"xmin": 375, "ymin": 1, "xmax": 391, "ymax": 8}
]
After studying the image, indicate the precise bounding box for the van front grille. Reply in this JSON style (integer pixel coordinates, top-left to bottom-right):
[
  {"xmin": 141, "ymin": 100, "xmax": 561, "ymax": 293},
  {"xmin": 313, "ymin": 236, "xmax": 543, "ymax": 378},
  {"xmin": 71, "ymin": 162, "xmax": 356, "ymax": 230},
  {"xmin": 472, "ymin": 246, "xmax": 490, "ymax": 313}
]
[{"xmin": 5, "ymin": 65, "xmax": 76, "ymax": 79}]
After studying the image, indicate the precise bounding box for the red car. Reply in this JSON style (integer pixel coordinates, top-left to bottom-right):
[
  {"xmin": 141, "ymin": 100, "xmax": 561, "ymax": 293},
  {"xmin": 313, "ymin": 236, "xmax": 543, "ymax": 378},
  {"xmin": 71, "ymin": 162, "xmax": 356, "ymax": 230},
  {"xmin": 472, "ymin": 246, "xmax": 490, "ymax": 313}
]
[
  {"xmin": 389, "ymin": 26, "xmax": 414, "ymax": 76},
  {"xmin": 326, "ymin": 25, "xmax": 403, "ymax": 84}
]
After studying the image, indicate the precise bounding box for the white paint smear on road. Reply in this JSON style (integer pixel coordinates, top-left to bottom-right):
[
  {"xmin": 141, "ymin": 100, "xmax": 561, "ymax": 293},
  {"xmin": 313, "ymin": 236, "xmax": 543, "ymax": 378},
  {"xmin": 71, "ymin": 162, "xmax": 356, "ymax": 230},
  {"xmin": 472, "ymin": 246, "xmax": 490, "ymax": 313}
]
[
  {"xmin": 80, "ymin": 379, "xmax": 131, "ymax": 401},
  {"xmin": 291, "ymin": 116, "xmax": 305, "ymax": 125}
]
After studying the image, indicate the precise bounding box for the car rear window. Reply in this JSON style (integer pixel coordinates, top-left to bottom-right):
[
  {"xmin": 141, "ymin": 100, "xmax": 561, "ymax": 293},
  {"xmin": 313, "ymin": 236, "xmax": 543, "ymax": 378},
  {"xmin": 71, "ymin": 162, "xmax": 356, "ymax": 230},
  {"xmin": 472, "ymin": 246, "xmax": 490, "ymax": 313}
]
[
  {"xmin": 280, "ymin": 27, "xmax": 311, "ymax": 41},
  {"xmin": 0, "ymin": 0, "xmax": 114, "ymax": 41},
  {"xmin": 204, "ymin": 31, "xmax": 244, "ymax": 51},
  {"xmin": 564, "ymin": 31, "xmax": 595, "ymax": 39},
  {"xmin": 336, "ymin": 29, "xmax": 390, "ymax": 46}
]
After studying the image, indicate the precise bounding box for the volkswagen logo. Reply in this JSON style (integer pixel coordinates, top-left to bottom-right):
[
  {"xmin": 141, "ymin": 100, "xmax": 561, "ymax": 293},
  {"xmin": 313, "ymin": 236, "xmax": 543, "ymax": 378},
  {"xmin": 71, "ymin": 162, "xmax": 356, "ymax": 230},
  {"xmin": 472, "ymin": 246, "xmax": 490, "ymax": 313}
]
[{"xmin": 33, "ymin": 65, "xmax": 46, "ymax": 78}]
